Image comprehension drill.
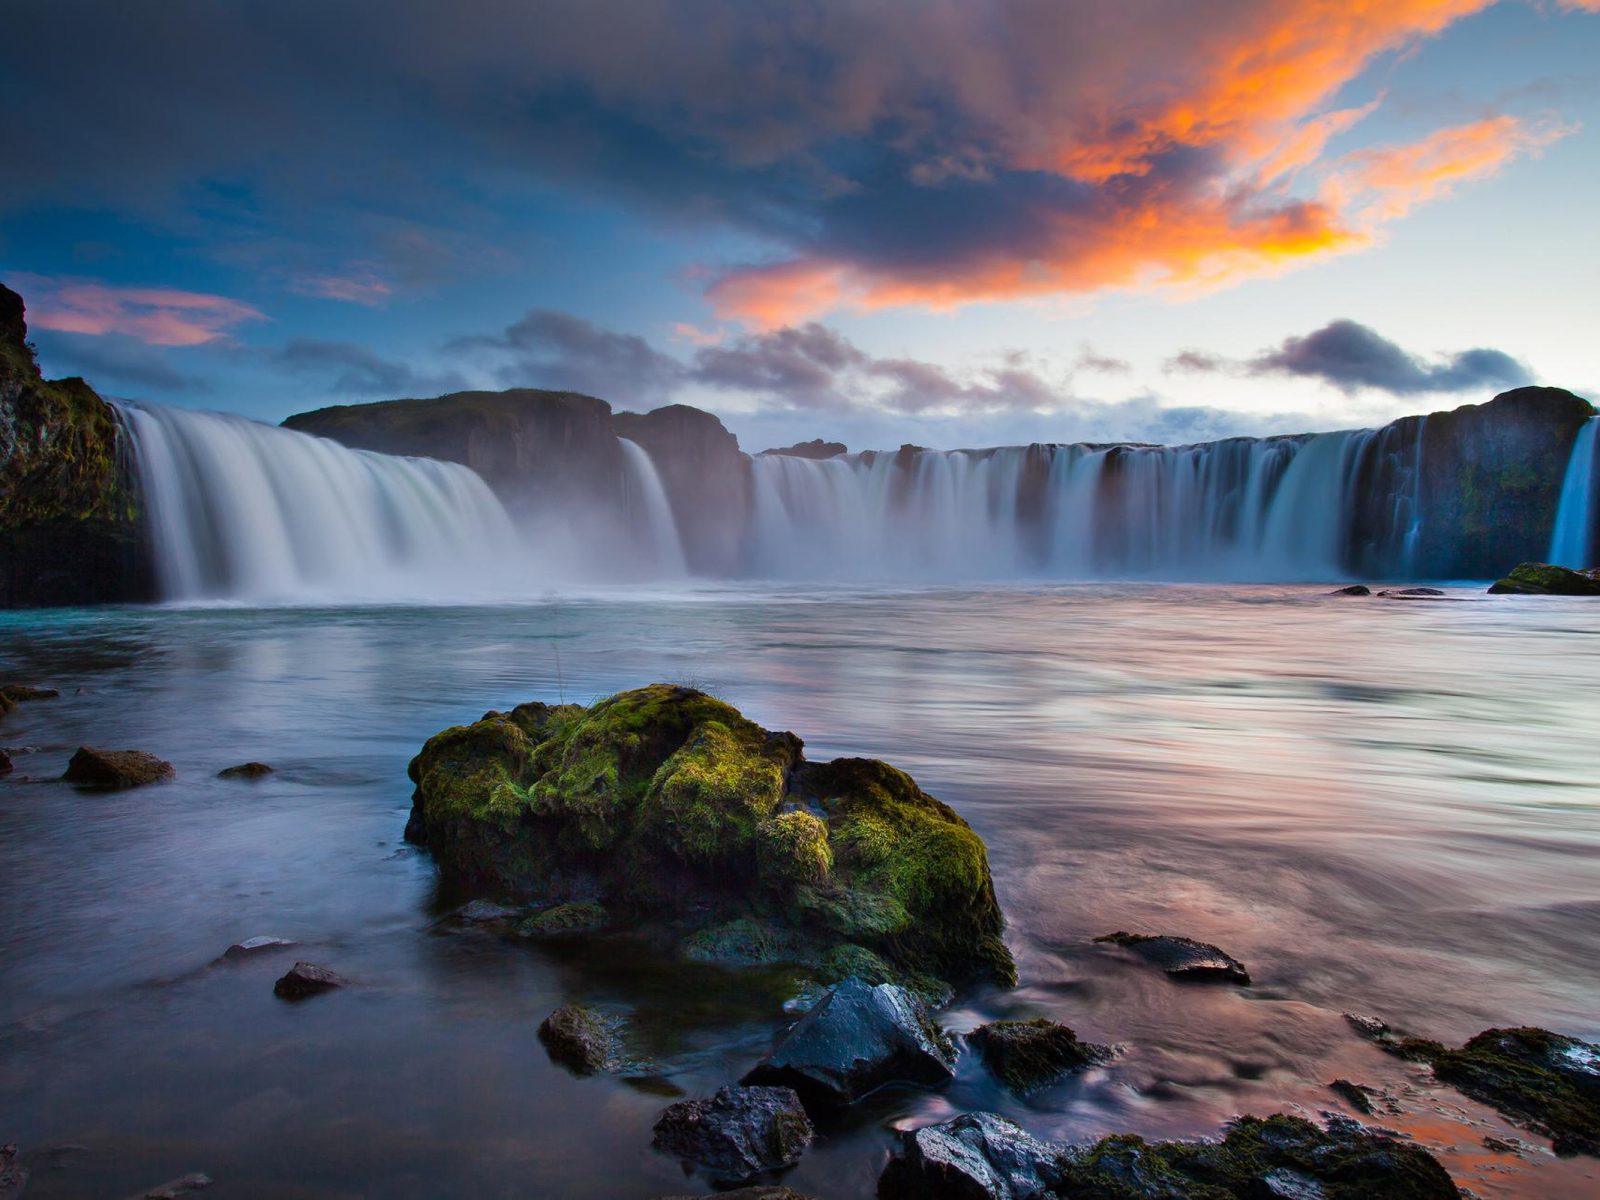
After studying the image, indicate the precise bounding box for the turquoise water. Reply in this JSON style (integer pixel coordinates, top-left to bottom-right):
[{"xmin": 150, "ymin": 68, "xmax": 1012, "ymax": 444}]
[{"xmin": 1, "ymin": 584, "xmax": 1597, "ymax": 1197}]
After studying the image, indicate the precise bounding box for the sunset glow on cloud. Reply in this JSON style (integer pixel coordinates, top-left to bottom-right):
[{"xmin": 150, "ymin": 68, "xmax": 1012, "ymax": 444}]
[{"xmin": 15, "ymin": 276, "xmax": 266, "ymax": 346}]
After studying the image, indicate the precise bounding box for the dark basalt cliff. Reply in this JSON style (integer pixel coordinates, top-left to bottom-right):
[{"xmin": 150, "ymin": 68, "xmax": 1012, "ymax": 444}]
[
  {"xmin": 614, "ymin": 404, "xmax": 750, "ymax": 574},
  {"xmin": 0, "ymin": 284, "xmax": 151, "ymax": 608}
]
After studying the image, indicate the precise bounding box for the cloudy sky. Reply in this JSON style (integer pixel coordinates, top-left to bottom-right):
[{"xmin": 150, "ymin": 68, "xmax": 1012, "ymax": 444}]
[{"xmin": 3, "ymin": 0, "xmax": 1597, "ymax": 450}]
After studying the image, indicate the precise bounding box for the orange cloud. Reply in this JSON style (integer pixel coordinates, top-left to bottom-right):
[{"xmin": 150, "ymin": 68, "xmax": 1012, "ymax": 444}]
[
  {"xmin": 289, "ymin": 272, "xmax": 393, "ymax": 306},
  {"xmin": 706, "ymin": 0, "xmax": 1576, "ymax": 329},
  {"xmin": 16, "ymin": 276, "xmax": 265, "ymax": 346}
]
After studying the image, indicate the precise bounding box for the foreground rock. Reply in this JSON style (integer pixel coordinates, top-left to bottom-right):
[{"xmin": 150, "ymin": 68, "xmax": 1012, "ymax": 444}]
[
  {"xmin": 217, "ymin": 762, "xmax": 273, "ymax": 779},
  {"xmin": 1093, "ymin": 931, "xmax": 1251, "ymax": 984},
  {"xmin": 222, "ymin": 936, "xmax": 295, "ymax": 959},
  {"xmin": 968, "ymin": 1019, "xmax": 1110, "ymax": 1093},
  {"xmin": 406, "ymin": 684, "xmax": 1014, "ymax": 993},
  {"xmin": 652, "ymin": 1085, "xmax": 813, "ymax": 1183},
  {"xmin": 1329, "ymin": 584, "xmax": 1371, "ymax": 596},
  {"xmin": 1488, "ymin": 562, "xmax": 1600, "ymax": 595},
  {"xmin": 538, "ymin": 1003, "xmax": 624, "ymax": 1075},
  {"xmin": 879, "ymin": 1111, "xmax": 1063, "ymax": 1200},
  {"xmin": 62, "ymin": 747, "xmax": 175, "ymax": 789},
  {"xmin": 273, "ymin": 961, "xmax": 346, "ymax": 999},
  {"xmin": 1384, "ymin": 1026, "xmax": 1600, "ymax": 1157},
  {"xmin": 0, "ymin": 749, "xmax": 10, "ymax": 775},
  {"xmin": 880, "ymin": 1112, "xmax": 1460, "ymax": 1199},
  {"xmin": 743, "ymin": 978, "xmax": 955, "ymax": 1107}
]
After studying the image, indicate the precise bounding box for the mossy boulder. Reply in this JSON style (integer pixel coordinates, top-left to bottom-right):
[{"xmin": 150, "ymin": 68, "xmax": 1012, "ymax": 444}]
[
  {"xmin": 538, "ymin": 1003, "xmax": 625, "ymax": 1075},
  {"xmin": 1487, "ymin": 562, "xmax": 1600, "ymax": 595},
  {"xmin": 968, "ymin": 1018, "xmax": 1111, "ymax": 1093},
  {"xmin": 406, "ymin": 684, "xmax": 1014, "ymax": 992}
]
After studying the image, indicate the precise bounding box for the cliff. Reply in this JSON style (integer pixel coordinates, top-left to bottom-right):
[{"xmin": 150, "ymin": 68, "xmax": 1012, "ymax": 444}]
[{"xmin": 0, "ymin": 284, "xmax": 151, "ymax": 607}]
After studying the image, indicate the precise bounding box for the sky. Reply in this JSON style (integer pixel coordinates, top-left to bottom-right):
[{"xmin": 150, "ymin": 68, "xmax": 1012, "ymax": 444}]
[{"xmin": 3, "ymin": 0, "xmax": 1598, "ymax": 452}]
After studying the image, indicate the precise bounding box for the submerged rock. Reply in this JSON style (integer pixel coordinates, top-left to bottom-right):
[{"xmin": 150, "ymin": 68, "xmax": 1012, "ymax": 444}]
[
  {"xmin": 222, "ymin": 936, "xmax": 295, "ymax": 959},
  {"xmin": 272, "ymin": 961, "xmax": 346, "ymax": 999},
  {"xmin": 455, "ymin": 899, "xmax": 521, "ymax": 923},
  {"xmin": 1329, "ymin": 1078, "xmax": 1379, "ymax": 1115},
  {"xmin": 520, "ymin": 900, "xmax": 608, "ymax": 936},
  {"xmin": 1, "ymin": 685, "xmax": 59, "ymax": 704},
  {"xmin": 879, "ymin": 1111, "xmax": 1064, "ymax": 1200},
  {"xmin": 406, "ymin": 684, "xmax": 1013, "ymax": 993},
  {"xmin": 1378, "ymin": 587, "xmax": 1446, "ymax": 598},
  {"xmin": 62, "ymin": 747, "xmax": 174, "ymax": 789},
  {"xmin": 742, "ymin": 977, "xmax": 955, "ymax": 1107},
  {"xmin": 652, "ymin": 1085, "xmax": 813, "ymax": 1183},
  {"xmin": 968, "ymin": 1019, "xmax": 1110, "ymax": 1093},
  {"xmin": 1328, "ymin": 585, "xmax": 1372, "ymax": 596},
  {"xmin": 538, "ymin": 1003, "xmax": 625, "ymax": 1075},
  {"xmin": 1093, "ymin": 931, "xmax": 1251, "ymax": 984},
  {"xmin": 217, "ymin": 762, "xmax": 273, "ymax": 779},
  {"xmin": 1384, "ymin": 1026, "xmax": 1600, "ymax": 1157},
  {"xmin": 1488, "ymin": 562, "xmax": 1600, "ymax": 595}
]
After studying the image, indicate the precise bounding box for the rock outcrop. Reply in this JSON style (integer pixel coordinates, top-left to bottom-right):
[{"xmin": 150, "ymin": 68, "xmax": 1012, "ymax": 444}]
[
  {"xmin": 1488, "ymin": 562, "xmax": 1600, "ymax": 595},
  {"xmin": 967, "ymin": 1018, "xmax": 1110, "ymax": 1093},
  {"xmin": 652, "ymin": 1085, "xmax": 813, "ymax": 1183},
  {"xmin": 614, "ymin": 404, "xmax": 750, "ymax": 574},
  {"xmin": 62, "ymin": 747, "xmax": 174, "ymax": 789},
  {"xmin": 406, "ymin": 685, "xmax": 1014, "ymax": 993},
  {"xmin": 0, "ymin": 283, "xmax": 152, "ymax": 608},
  {"xmin": 760, "ymin": 439, "xmax": 846, "ymax": 460}
]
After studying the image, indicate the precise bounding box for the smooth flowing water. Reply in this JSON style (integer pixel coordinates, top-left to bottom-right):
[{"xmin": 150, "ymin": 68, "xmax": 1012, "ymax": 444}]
[{"xmin": 2, "ymin": 586, "xmax": 1597, "ymax": 1198}]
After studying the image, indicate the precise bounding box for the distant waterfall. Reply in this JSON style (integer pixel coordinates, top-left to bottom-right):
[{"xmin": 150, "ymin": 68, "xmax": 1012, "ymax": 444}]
[
  {"xmin": 748, "ymin": 426, "xmax": 1429, "ymax": 582},
  {"xmin": 1549, "ymin": 416, "xmax": 1599, "ymax": 568},
  {"xmin": 120, "ymin": 402, "xmax": 527, "ymax": 602},
  {"xmin": 618, "ymin": 437, "xmax": 688, "ymax": 577}
]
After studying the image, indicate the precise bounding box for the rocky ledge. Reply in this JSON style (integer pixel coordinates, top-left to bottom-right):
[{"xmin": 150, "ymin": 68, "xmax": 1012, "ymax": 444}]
[{"xmin": 405, "ymin": 684, "xmax": 1014, "ymax": 994}]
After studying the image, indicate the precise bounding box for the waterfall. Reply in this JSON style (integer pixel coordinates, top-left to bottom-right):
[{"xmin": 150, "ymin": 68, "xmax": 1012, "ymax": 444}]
[
  {"xmin": 1549, "ymin": 416, "xmax": 1599, "ymax": 568},
  {"xmin": 120, "ymin": 402, "xmax": 529, "ymax": 602},
  {"xmin": 618, "ymin": 437, "xmax": 688, "ymax": 577}
]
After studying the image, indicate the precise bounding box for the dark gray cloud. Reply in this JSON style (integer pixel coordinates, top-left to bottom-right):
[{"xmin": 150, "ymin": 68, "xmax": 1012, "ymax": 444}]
[
  {"xmin": 689, "ymin": 325, "xmax": 866, "ymax": 409},
  {"xmin": 448, "ymin": 309, "xmax": 686, "ymax": 404},
  {"xmin": 271, "ymin": 338, "xmax": 467, "ymax": 396},
  {"xmin": 33, "ymin": 331, "xmax": 207, "ymax": 394},
  {"xmin": 1169, "ymin": 319, "xmax": 1535, "ymax": 396}
]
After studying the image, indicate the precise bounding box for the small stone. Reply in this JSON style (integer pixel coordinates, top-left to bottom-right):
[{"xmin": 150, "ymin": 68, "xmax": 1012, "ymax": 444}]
[
  {"xmin": 1344, "ymin": 1013, "xmax": 1390, "ymax": 1041},
  {"xmin": 968, "ymin": 1018, "xmax": 1109, "ymax": 1092},
  {"xmin": 1328, "ymin": 1078, "xmax": 1377, "ymax": 1115},
  {"xmin": 217, "ymin": 762, "xmax": 273, "ymax": 779},
  {"xmin": 1377, "ymin": 587, "xmax": 1445, "ymax": 598},
  {"xmin": 455, "ymin": 899, "xmax": 521, "ymax": 922},
  {"xmin": 742, "ymin": 977, "xmax": 955, "ymax": 1107},
  {"xmin": 0, "ymin": 750, "xmax": 10, "ymax": 775},
  {"xmin": 520, "ymin": 901, "xmax": 608, "ymax": 936},
  {"xmin": 62, "ymin": 747, "xmax": 174, "ymax": 789},
  {"xmin": 1328, "ymin": 585, "xmax": 1371, "ymax": 596},
  {"xmin": 538, "ymin": 1003, "xmax": 624, "ymax": 1074},
  {"xmin": 1093, "ymin": 931, "xmax": 1251, "ymax": 984},
  {"xmin": 273, "ymin": 961, "xmax": 346, "ymax": 999},
  {"xmin": 652, "ymin": 1085, "xmax": 813, "ymax": 1183},
  {"xmin": 222, "ymin": 936, "xmax": 296, "ymax": 960},
  {"xmin": 125, "ymin": 1173, "xmax": 212, "ymax": 1199},
  {"xmin": 879, "ymin": 1111, "xmax": 1064, "ymax": 1200},
  {"xmin": 0, "ymin": 685, "xmax": 60, "ymax": 703},
  {"xmin": 0, "ymin": 1144, "xmax": 26, "ymax": 1198}
]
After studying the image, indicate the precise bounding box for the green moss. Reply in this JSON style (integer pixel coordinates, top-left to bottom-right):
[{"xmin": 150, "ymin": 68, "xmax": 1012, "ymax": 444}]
[
  {"xmin": 969, "ymin": 1018, "xmax": 1105, "ymax": 1093},
  {"xmin": 407, "ymin": 684, "xmax": 1016, "ymax": 992},
  {"xmin": 520, "ymin": 901, "xmax": 608, "ymax": 937},
  {"xmin": 1488, "ymin": 562, "xmax": 1600, "ymax": 596}
]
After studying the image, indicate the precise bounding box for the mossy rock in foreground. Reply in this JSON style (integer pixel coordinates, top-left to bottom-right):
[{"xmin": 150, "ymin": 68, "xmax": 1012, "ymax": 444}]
[
  {"xmin": 1487, "ymin": 562, "xmax": 1600, "ymax": 596},
  {"xmin": 406, "ymin": 684, "xmax": 1014, "ymax": 992}
]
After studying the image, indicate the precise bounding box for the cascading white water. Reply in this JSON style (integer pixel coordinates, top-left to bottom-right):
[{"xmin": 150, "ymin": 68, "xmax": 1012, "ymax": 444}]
[
  {"xmin": 120, "ymin": 402, "xmax": 530, "ymax": 602},
  {"xmin": 1549, "ymin": 416, "xmax": 1599, "ymax": 568},
  {"xmin": 749, "ymin": 427, "xmax": 1427, "ymax": 582},
  {"xmin": 618, "ymin": 437, "xmax": 688, "ymax": 578}
]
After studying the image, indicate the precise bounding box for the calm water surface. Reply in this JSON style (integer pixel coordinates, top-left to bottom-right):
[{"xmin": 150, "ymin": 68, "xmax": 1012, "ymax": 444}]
[{"xmin": 1, "ymin": 584, "xmax": 1597, "ymax": 1198}]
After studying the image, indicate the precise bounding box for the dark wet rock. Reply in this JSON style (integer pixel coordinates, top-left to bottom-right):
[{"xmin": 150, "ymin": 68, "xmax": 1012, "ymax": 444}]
[
  {"xmin": 222, "ymin": 936, "xmax": 295, "ymax": 960},
  {"xmin": 123, "ymin": 1173, "xmax": 212, "ymax": 1199},
  {"xmin": 879, "ymin": 1111, "xmax": 1064, "ymax": 1200},
  {"xmin": 968, "ymin": 1019, "xmax": 1110, "ymax": 1093},
  {"xmin": 0, "ymin": 685, "xmax": 59, "ymax": 703},
  {"xmin": 1055, "ymin": 1113, "xmax": 1459, "ymax": 1199},
  {"xmin": 1344, "ymin": 1013, "xmax": 1390, "ymax": 1041},
  {"xmin": 1093, "ymin": 931, "xmax": 1251, "ymax": 984},
  {"xmin": 455, "ymin": 898, "xmax": 521, "ymax": 923},
  {"xmin": 1328, "ymin": 585, "xmax": 1371, "ymax": 596},
  {"xmin": 1384, "ymin": 1026, "xmax": 1600, "ymax": 1157},
  {"xmin": 272, "ymin": 961, "xmax": 346, "ymax": 999},
  {"xmin": 1488, "ymin": 562, "xmax": 1600, "ymax": 596},
  {"xmin": 0, "ymin": 1144, "xmax": 25, "ymax": 1198},
  {"xmin": 1329, "ymin": 1078, "xmax": 1378, "ymax": 1115},
  {"xmin": 217, "ymin": 761, "xmax": 273, "ymax": 779},
  {"xmin": 761, "ymin": 438, "xmax": 847, "ymax": 460},
  {"xmin": 1377, "ymin": 587, "xmax": 1445, "ymax": 598},
  {"xmin": 0, "ymin": 749, "xmax": 10, "ymax": 775},
  {"xmin": 538, "ymin": 1003, "xmax": 625, "ymax": 1075},
  {"xmin": 520, "ymin": 900, "xmax": 607, "ymax": 936},
  {"xmin": 656, "ymin": 1188, "xmax": 817, "ymax": 1200},
  {"xmin": 62, "ymin": 747, "xmax": 174, "ymax": 789},
  {"xmin": 743, "ymin": 977, "xmax": 955, "ymax": 1107},
  {"xmin": 406, "ymin": 684, "xmax": 1013, "ymax": 993},
  {"xmin": 652, "ymin": 1085, "xmax": 813, "ymax": 1184}
]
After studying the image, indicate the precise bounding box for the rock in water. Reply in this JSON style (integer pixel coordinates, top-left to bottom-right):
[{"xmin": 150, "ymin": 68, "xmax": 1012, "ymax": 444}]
[
  {"xmin": 0, "ymin": 749, "xmax": 10, "ymax": 775},
  {"xmin": 1382, "ymin": 1026, "xmax": 1600, "ymax": 1157},
  {"xmin": 520, "ymin": 901, "xmax": 608, "ymax": 936},
  {"xmin": 1093, "ymin": 931, "xmax": 1251, "ymax": 984},
  {"xmin": 222, "ymin": 936, "xmax": 295, "ymax": 959},
  {"xmin": 538, "ymin": 1003, "xmax": 624, "ymax": 1075},
  {"xmin": 454, "ymin": 899, "xmax": 521, "ymax": 923},
  {"xmin": 652, "ymin": 1085, "xmax": 813, "ymax": 1183},
  {"xmin": 0, "ymin": 685, "xmax": 59, "ymax": 703},
  {"xmin": 1328, "ymin": 584, "xmax": 1371, "ymax": 596},
  {"xmin": 742, "ymin": 977, "xmax": 955, "ymax": 1106},
  {"xmin": 273, "ymin": 961, "xmax": 346, "ymax": 999},
  {"xmin": 968, "ymin": 1019, "xmax": 1109, "ymax": 1093},
  {"xmin": 879, "ymin": 1111, "xmax": 1064, "ymax": 1200},
  {"xmin": 0, "ymin": 1143, "xmax": 27, "ymax": 1198},
  {"xmin": 1378, "ymin": 587, "xmax": 1446, "ymax": 597},
  {"xmin": 406, "ymin": 684, "xmax": 1013, "ymax": 993},
  {"xmin": 123, "ymin": 1174, "xmax": 212, "ymax": 1199},
  {"xmin": 217, "ymin": 761, "xmax": 273, "ymax": 779},
  {"xmin": 62, "ymin": 747, "xmax": 175, "ymax": 789},
  {"xmin": 1328, "ymin": 1078, "xmax": 1379, "ymax": 1115},
  {"xmin": 1488, "ymin": 562, "xmax": 1600, "ymax": 595},
  {"xmin": 655, "ymin": 1189, "xmax": 816, "ymax": 1200}
]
